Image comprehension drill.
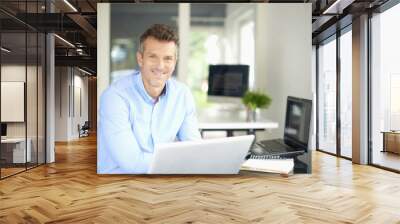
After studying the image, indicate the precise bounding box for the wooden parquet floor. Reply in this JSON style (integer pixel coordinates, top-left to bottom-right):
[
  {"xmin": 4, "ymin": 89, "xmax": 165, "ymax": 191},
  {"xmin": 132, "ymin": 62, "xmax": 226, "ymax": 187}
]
[{"xmin": 1, "ymin": 135, "xmax": 400, "ymax": 223}]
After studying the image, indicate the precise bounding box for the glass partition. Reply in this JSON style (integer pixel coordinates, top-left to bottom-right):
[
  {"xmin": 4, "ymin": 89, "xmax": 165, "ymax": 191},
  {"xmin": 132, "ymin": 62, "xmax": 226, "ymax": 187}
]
[
  {"xmin": 1, "ymin": 30, "xmax": 28, "ymax": 177},
  {"xmin": 0, "ymin": 1, "xmax": 46, "ymax": 179}
]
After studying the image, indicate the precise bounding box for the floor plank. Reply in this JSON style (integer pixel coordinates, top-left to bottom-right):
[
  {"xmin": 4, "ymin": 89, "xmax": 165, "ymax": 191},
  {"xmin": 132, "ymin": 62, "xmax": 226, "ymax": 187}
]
[{"xmin": 1, "ymin": 135, "xmax": 400, "ymax": 223}]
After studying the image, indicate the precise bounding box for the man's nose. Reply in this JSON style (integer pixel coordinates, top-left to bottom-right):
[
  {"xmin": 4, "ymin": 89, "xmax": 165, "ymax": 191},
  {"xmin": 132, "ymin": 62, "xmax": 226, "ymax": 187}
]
[{"xmin": 155, "ymin": 58, "xmax": 165, "ymax": 69}]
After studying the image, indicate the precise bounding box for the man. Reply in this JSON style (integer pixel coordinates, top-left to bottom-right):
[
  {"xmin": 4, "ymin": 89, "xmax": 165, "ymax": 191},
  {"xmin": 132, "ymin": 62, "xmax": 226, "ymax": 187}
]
[{"xmin": 98, "ymin": 24, "xmax": 201, "ymax": 174}]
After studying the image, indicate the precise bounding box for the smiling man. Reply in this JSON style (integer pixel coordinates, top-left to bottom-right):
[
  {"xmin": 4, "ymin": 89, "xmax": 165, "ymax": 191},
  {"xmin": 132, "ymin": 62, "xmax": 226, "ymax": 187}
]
[{"xmin": 98, "ymin": 24, "xmax": 201, "ymax": 174}]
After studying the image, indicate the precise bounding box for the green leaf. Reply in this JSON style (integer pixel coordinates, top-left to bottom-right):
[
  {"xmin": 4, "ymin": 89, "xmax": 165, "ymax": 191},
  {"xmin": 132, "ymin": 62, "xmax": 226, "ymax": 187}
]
[{"xmin": 241, "ymin": 91, "xmax": 272, "ymax": 110}]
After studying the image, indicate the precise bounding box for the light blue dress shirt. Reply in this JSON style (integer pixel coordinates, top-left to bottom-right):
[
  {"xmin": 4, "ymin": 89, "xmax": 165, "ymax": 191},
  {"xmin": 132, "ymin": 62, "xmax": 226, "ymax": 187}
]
[{"xmin": 98, "ymin": 71, "xmax": 201, "ymax": 174}]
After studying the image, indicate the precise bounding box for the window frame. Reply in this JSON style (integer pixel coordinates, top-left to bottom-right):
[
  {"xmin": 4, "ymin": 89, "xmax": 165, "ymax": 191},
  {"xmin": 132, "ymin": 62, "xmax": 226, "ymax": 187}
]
[{"xmin": 315, "ymin": 24, "xmax": 353, "ymax": 161}]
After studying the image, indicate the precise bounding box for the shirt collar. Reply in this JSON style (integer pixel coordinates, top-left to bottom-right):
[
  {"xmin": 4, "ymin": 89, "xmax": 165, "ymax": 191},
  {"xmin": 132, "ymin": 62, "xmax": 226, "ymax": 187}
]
[{"xmin": 134, "ymin": 71, "xmax": 168, "ymax": 104}]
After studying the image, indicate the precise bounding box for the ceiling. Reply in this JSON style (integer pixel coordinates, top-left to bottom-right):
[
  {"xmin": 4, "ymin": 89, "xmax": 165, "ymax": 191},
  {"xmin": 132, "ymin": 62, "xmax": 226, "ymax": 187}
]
[{"xmin": 0, "ymin": 0, "xmax": 392, "ymax": 75}]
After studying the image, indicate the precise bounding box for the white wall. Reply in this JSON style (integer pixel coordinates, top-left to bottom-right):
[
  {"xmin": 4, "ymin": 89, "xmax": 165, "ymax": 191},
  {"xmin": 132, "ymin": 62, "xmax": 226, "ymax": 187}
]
[
  {"xmin": 73, "ymin": 73, "xmax": 89, "ymax": 137},
  {"xmin": 1, "ymin": 66, "xmax": 26, "ymax": 130},
  {"xmin": 1, "ymin": 65, "xmax": 41, "ymax": 137},
  {"xmin": 1, "ymin": 82, "xmax": 24, "ymax": 122},
  {"xmin": 2, "ymin": 64, "xmax": 47, "ymax": 163},
  {"xmin": 55, "ymin": 67, "xmax": 69, "ymax": 141},
  {"xmin": 55, "ymin": 67, "xmax": 89, "ymax": 141},
  {"xmin": 254, "ymin": 4, "xmax": 312, "ymax": 141}
]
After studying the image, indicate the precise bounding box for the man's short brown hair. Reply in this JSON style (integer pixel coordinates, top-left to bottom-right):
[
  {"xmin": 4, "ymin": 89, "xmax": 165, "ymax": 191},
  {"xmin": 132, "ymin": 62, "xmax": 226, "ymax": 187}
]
[{"xmin": 138, "ymin": 24, "xmax": 179, "ymax": 54}]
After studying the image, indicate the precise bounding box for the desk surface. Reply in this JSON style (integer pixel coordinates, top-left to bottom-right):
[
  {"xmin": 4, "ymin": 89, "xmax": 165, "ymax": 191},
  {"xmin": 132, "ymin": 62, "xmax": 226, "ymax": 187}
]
[
  {"xmin": 1, "ymin": 138, "xmax": 26, "ymax": 143},
  {"xmin": 199, "ymin": 121, "xmax": 278, "ymax": 130},
  {"xmin": 198, "ymin": 108, "xmax": 279, "ymax": 130},
  {"xmin": 381, "ymin": 131, "xmax": 400, "ymax": 134}
]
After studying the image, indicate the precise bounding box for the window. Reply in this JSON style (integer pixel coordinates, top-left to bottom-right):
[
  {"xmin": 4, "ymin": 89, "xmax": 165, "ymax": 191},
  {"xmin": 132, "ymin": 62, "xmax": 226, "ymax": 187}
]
[
  {"xmin": 316, "ymin": 25, "xmax": 353, "ymax": 159},
  {"xmin": 187, "ymin": 4, "xmax": 255, "ymax": 108},
  {"xmin": 371, "ymin": 3, "xmax": 400, "ymax": 171},
  {"xmin": 390, "ymin": 74, "xmax": 400, "ymax": 130},
  {"xmin": 317, "ymin": 36, "xmax": 337, "ymax": 155},
  {"xmin": 339, "ymin": 29, "xmax": 352, "ymax": 158},
  {"xmin": 188, "ymin": 27, "xmax": 224, "ymax": 108}
]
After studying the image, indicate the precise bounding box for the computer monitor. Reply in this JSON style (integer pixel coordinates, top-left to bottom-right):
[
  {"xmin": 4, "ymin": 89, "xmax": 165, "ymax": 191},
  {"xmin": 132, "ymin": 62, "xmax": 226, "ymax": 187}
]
[
  {"xmin": 283, "ymin": 96, "xmax": 312, "ymax": 151},
  {"xmin": 207, "ymin": 64, "xmax": 249, "ymax": 98},
  {"xmin": 1, "ymin": 123, "xmax": 7, "ymax": 137}
]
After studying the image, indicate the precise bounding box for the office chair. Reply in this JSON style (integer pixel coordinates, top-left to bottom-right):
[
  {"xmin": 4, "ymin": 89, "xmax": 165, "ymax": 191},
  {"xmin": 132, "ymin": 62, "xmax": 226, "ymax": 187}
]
[{"xmin": 79, "ymin": 121, "xmax": 90, "ymax": 138}]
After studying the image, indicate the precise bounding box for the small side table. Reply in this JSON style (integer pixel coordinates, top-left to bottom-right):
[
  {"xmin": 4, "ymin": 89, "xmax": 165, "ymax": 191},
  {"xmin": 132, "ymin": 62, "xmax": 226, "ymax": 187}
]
[{"xmin": 381, "ymin": 131, "xmax": 400, "ymax": 154}]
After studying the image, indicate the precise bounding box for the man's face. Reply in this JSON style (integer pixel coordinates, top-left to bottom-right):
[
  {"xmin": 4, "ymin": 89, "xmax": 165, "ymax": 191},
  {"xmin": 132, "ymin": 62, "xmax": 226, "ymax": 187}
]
[{"xmin": 136, "ymin": 37, "xmax": 177, "ymax": 89}]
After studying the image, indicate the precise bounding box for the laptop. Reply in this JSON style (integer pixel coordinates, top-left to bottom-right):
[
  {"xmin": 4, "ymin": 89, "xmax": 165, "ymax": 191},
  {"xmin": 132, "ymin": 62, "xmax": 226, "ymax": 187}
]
[
  {"xmin": 251, "ymin": 96, "xmax": 312, "ymax": 157},
  {"xmin": 148, "ymin": 135, "xmax": 254, "ymax": 174}
]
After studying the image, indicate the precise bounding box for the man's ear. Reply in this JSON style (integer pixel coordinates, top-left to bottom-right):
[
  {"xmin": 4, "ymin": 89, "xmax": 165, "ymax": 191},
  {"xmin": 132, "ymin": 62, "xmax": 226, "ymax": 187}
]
[{"xmin": 136, "ymin": 51, "xmax": 143, "ymax": 67}]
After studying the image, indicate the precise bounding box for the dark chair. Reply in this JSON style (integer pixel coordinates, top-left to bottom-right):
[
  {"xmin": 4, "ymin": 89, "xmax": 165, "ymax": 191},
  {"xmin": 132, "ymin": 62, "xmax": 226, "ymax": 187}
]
[{"xmin": 78, "ymin": 121, "xmax": 90, "ymax": 138}]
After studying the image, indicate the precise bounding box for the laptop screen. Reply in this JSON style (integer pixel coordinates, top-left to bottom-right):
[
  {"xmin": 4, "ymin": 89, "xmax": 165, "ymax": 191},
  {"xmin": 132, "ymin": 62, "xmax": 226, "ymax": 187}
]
[{"xmin": 283, "ymin": 96, "xmax": 312, "ymax": 150}]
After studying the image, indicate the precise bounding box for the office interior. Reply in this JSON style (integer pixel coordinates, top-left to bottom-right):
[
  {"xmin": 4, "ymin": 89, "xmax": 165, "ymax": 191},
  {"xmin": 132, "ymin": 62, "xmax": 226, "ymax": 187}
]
[
  {"xmin": 100, "ymin": 3, "xmax": 313, "ymax": 172},
  {"xmin": 0, "ymin": 0, "xmax": 400, "ymax": 222},
  {"xmin": 0, "ymin": 0, "xmax": 98, "ymax": 179}
]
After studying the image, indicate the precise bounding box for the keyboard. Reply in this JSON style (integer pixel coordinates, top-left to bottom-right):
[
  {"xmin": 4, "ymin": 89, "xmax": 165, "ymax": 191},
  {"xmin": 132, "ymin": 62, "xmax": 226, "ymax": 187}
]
[
  {"xmin": 257, "ymin": 140, "xmax": 293, "ymax": 152},
  {"xmin": 253, "ymin": 139, "xmax": 305, "ymax": 157}
]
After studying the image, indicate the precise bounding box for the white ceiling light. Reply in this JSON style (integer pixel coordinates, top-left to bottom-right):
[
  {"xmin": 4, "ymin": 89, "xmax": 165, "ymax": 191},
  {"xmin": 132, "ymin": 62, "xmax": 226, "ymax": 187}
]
[
  {"xmin": 63, "ymin": 0, "xmax": 78, "ymax": 12},
  {"xmin": 54, "ymin": 34, "xmax": 75, "ymax": 48},
  {"xmin": 78, "ymin": 67, "xmax": 93, "ymax": 76},
  {"xmin": 323, "ymin": 0, "xmax": 354, "ymax": 14},
  {"xmin": 1, "ymin": 47, "xmax": 11, "ymax": 53}
]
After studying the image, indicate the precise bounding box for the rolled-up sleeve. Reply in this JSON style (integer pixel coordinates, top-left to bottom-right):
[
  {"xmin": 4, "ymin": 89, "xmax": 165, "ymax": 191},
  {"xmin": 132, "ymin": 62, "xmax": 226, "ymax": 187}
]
[
  {"xmin": 177, "ymin": 87, "xmax": 202, "ymax": 141},
  {"xmin": 99, "ymin": 88, "xmax": 152, "ymax": 173}
]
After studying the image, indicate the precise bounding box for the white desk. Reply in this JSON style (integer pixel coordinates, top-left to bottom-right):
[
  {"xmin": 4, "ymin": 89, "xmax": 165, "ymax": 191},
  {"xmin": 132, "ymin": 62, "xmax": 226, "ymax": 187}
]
[
  {"xmin": 1, "ymin": 138, "xmax": 31, "ymax": 163},
  {"xmin": 198, "ymin": 109, "xmax": 278, "ymax": 137},
  {"xmin": 199, "ymin": 121, "xmax": 278, "ymax": 137}
]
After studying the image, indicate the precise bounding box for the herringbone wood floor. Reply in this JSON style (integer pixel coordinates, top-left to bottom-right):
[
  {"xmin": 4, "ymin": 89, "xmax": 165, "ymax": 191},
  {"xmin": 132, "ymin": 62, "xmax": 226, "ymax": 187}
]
[{"xmin": 1, "ymin": 135, "xmax": 400, "ymax": 223}]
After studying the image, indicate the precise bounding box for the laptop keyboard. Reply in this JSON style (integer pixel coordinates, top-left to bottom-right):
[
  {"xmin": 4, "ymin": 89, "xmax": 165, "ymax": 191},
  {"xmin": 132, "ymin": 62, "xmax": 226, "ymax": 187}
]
[{"xmin": 257, "ymin": 140, "xmax": 294, "ymax": 152}]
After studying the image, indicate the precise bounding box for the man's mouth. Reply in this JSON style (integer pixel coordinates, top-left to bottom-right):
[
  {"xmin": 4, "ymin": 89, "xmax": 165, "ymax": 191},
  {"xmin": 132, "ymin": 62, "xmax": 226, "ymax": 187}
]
[{"xmin": 152, "ymin": 70, "xmax": 165, "ymax": 77}]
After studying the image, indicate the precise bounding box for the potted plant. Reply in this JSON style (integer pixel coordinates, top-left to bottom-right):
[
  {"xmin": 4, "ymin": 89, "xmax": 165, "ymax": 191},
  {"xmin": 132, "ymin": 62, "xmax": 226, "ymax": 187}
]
[{"xmin": 242, "ymin": 91, "xmax": 272, "ymax": 121}]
